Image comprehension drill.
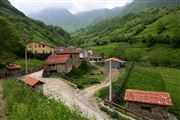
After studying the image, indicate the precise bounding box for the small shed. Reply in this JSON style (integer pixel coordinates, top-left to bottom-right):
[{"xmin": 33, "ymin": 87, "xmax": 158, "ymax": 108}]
[
  {"xmin": 23, "ymin": 76, "xmax": 44, "ymax": 93},
  {"xmin": 105, "ymin": 58, "xmax": 125, "ymax": 69},
  {"xmin": 124, "ymin": 89, "xmax": 173, "ymax": 120},
  {"xmin": 6, "ymin": 64, "xmax": 21, "ymax": 77}
]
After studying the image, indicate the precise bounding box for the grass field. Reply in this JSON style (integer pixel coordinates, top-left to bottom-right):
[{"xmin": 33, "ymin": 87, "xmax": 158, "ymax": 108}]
[
  {"xmin": 2, "ymin": 79, "xmax": 88, "ymax": 120},
  {"xmin": 123, "ymin": 65, "xmax": 180, "ymax": 119},
  {"xmin": 86, "ymin": 42, "xmax": 180, "ymax": 67},
  {"xmin": 15, "ymin": 59, "xmax": 44, "ymax": 70},
  {"xmin": 97, "ymin": 64, "xmax": 180, "ymax": 119}
]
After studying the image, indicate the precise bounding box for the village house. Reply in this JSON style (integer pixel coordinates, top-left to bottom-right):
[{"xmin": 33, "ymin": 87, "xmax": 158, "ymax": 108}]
[
  {"xmin": 124, "ymin": 89, "xmax": 173, "ymax": 120},
  {"xmin": 23, "ymin": 76, "xmax": 44, "ymax": 93},
  {"xmin": 105, "ymin": 57, "xmax": 125, "ymax": 69},
  {"xmin": 54, "ymin": 48, "xmax": 80, "ymax": 68},
  {"xmin": 88, "ymin": 50, "xmax": 102, "ymax": 62},
  {"xmin": 26, "ymin": 41, "xmax": 54, "ymax": 54},
  {"xmin": 45, "ymin": 54, "xmax": 73, "ymax": 74}
]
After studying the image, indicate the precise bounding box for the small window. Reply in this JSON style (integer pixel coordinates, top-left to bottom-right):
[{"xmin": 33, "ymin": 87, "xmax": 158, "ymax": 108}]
[
  {"xmin": 39, "ymin": 45, "xmax": 41, "ymax": 48},
  {"xmin": 43, "ymin": 45, "xmax": 45, "ymax": 47},
  {"xmin": 141, "ymin": 105, "xmax": 151, "ymax": 112}
]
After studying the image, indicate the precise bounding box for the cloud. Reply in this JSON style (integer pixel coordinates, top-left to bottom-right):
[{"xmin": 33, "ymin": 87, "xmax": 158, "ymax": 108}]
[{"xmin": 9, "ymin": 0, "xmax": 133, "ymax": 14}]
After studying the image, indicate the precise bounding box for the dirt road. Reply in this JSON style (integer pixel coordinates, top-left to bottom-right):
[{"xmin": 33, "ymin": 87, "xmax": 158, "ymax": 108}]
[{"xmin": 28, "ymin": 71, "xmax": 111, "ymax": 120}]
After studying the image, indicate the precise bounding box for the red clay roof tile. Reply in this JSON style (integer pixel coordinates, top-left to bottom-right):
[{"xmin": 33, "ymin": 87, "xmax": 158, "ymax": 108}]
[
  {"xmin": 45, "ymin": 55, "xmax": 70, "ymax": 65},
  {"xmin": 105, "ymin": 58, "xmax": 121, "ymax": 62},
  {"xmin": 124, "ymin": 89, "xmax": 172, "ymax": 106},
  {"xmin": 23, "ymin": 76, "xmax": 44, "ymax": 87}
]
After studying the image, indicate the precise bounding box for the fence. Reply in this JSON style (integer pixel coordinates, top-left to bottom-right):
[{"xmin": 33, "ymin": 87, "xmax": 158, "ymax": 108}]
[
  {"xmin": 104, "ymin": 99, "xmax": 152, "ymax": 120},
  {"xmin": 104, "ymin": 62, "xmax": 134, "ymax": 102}
]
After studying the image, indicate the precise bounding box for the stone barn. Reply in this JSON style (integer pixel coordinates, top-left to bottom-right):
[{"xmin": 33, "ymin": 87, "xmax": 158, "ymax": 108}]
[
  {"xmin": 45, "ymin": 54, "xmax": 73, "ymax": 74},
  {"xmin": 124, "ymin": 89, "xmax": 173, "ymax": 120},
  {"xmin": 105, "ymin": 58, "xmax": 125, "ymax": 69},
  {"xmin": 23, "ymin": 76, "xmax": 44, "ymax": 93},
  {"xmin": 54, "ymin": 48, "xmax": 80, "ymax": 68}
]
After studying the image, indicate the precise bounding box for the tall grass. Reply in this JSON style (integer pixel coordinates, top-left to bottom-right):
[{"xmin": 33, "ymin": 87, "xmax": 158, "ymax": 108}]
[{"xmin": 3, "ymin": 79, "xmax": 88, "ymax": 120}]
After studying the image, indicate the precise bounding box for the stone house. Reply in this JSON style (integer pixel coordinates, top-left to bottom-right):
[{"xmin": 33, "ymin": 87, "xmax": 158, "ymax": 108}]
[
  {"xmin": 45, "ymin": 54, "xmax": 73, "ymax": 74},
  {"xmin": 124, "ymin": 89, "xmax": 173, "ymax": 120},
  {"xmin": 105, "ymin": 57, "xmax": 125, "ymax": 69},
  {"xmin": 54, "ymin": 48, "xmax": 80, "ymax": 68},
  {"xmin": 23, "ymin": 76, "xmax": 44, "ymax": 93},
  {"xmin": 26, "ymin": 41, "xmax": 54, "ymax": 54}
]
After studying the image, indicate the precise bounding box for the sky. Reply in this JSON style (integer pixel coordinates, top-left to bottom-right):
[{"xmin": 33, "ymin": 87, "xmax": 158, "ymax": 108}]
[{"xmin": 9, "ymin": 0, "xmax": 133, "ymax": 14}]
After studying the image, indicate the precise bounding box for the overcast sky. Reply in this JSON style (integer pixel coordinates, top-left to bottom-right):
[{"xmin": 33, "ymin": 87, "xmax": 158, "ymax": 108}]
[{"xmin": 9, "ymin": 0, "xmax": 133, "ymax": 14}]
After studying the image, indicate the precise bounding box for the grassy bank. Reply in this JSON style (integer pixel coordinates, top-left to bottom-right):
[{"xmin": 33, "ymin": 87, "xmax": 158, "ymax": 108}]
[{"xmin": 2, "ymin": 79, "xmax": 88, "ymax": 120}]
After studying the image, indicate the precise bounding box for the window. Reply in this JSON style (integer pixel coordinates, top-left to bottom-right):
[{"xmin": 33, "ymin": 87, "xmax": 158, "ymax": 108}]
[
  {"xmin": 34, "ymin": 45, "xmax": 37, "ymax": 48},
  {"xmin": 43, "ymin": 45, "xmax": 45, "ymax": 47},
  {"xmin": 141, "ymin": 105, "xmax": 152, "ymax": 112},
  {"xmin": 39, "ymin": 45, "xmax": 41, "ymax": 48}
]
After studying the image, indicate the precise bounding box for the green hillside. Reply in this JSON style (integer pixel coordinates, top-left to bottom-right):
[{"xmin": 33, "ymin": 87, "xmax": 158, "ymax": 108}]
[
  {"xmin": 0, "ymin": 0, "xmax": 70, "ymax": 63},
  {"xmin": 72, "ymin": 7, "xmax": 180, "ymax": 46},
  {"xmin": 0, "ymin": 0, "xmax": 70, "ymax": 45},
  {"xmin": 72, "ymin": 6, "xmax": 180, "ymax": 67}
]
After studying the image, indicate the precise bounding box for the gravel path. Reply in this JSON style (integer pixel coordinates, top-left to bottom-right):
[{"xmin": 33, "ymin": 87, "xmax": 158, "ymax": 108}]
[{"xmin": 28, "ymin": 71, "xmax": 111, "ymax": 120}]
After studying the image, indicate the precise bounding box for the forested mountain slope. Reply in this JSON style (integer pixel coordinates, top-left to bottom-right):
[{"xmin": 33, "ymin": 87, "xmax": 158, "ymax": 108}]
[
  {"xmin": 0, "ymin": 0, "xmax": 70, "ymax": 45},
  {"xmin": 72, "ymin": 7, "xmax": 180, "ymax": 47},
  {"xmin": 0, "ymin": 0, "xmax": 70, "ymax": 63},
  {"xmin": 29, "ymin": 7, "xmax": 125, "ymax": 32}
]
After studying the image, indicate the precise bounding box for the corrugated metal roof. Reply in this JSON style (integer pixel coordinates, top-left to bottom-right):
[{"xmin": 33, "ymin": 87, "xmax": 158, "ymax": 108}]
[
  {"xmin": 23, "ymin": 76, "xmax": 44, "ymax": 87},
  {"xmin": 124, "ymin": 89, "xmax": 172, "ymax": 106},
  {"xmin": 45, "ymin": 55, "xmax": 70, "ymax": 65}
]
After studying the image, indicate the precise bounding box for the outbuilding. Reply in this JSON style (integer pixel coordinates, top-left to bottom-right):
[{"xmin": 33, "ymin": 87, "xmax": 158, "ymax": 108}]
[
  {"xmin": 45, "ymin": 54, "xmax": 73, "ymax": 74},
  {"xmin": 23, "ymin": 76, "xmax": 44, "ymax": 93},
  {"xmin": 124, "ymin": 89, "xmax": 173, "ymax": 120},
  {"xmin": 54, "ymin": 48, "xmax": 80, "ymax": 68},
  {"xmin": 6, "ymin": 64, "xmax": 21, "ymax": 77},
  {"xmin": 105, "ymin": 58, "xmax": 125, "ymax": 69}
]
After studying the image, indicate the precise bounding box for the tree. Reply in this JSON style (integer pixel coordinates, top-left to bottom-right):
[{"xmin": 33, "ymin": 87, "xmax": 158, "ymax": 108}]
[{"xmin": 0, "ymin": 17, "xmax": 22, "ymax": 63}]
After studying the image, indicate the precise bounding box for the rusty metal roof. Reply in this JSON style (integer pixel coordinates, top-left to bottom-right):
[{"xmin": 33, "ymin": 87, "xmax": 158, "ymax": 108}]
[{"xmin": 124, "ymin": 89, "xmax": 172, "ymax": 106}]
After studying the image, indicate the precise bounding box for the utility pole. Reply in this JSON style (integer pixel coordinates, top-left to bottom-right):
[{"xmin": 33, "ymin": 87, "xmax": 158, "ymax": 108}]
[
  {"xmin": 25, "ymin": 49, "xmax": 28, "ymax": 75},
  {"xmin": 109, "ymin": 59, "xmax": 112, "ymax": 103}
]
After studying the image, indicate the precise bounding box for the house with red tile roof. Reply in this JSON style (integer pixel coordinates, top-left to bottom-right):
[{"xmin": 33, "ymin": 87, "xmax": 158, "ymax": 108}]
[
  {"xmin": 105, "ymin": 57, "xmax": 125, "ymax": 69},
  {"xmin": 54, "ymin": 48, "xmax": 80, "ymax": 68},
  {"xmin": 45, "ymin": 54, "xmax": 72, "ymax": 74},
  {"xmin": 124, "ymin": 89, "xmax": 173, "ymax": 120},
  {"xmin": 23, "ymin": 76, "xmax": 44, "ymax": 93}
]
